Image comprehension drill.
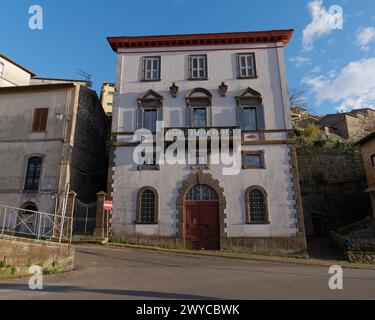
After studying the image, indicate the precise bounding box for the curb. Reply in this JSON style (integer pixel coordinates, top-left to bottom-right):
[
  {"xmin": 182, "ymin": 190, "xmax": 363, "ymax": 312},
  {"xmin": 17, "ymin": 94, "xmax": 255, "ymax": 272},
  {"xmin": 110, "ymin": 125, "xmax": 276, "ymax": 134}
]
[{"xmin": 104, "ymin": 242, "xmax": 375, "ymax": 271}]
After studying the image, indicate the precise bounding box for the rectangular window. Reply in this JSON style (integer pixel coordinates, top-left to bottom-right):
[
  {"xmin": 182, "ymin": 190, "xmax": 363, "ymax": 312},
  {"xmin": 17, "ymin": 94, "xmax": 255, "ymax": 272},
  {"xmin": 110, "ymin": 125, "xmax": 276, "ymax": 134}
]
[
  {"xmin": 237, "ymin": 53, "xmax": 257, "ymax": 78},
  {"xmin": 242, "ymin": 151, "xmax": 265, "ymax": 169},
  {"xmin": 143, "ymin": 57, "xmax": 161, "ymax": 81},
  {"xmin": 143, "ymin": 109, "xmax": 157, "ymax": 133},
  {"xmin": 192, "ymin": 108, "xmax": 207, "ymax": 127},
  {"xmin": 189, "ymin": 55, "xmax": 207, "ymax": 80},
  {"xmin": 32, "ymin": 108, "xmax": 49, "ymax": 132},
  {"xmin": 371, "ymin": 155, "xmax": 375, "ymax": 168},
  {"xmin": 138, "ymin": 151, "xmax": 160, "ymax": 171},
  {"xmin": 242, "ymin": 107, "xmax": 257, "ymax": 130}
]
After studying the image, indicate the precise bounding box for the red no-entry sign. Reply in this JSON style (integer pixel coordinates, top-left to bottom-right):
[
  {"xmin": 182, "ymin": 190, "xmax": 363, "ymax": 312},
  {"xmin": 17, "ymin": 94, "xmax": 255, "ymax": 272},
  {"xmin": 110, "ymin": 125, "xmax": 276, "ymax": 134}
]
[{"xmin": 104, "ymin": 200, "xmax": 113, "ymax": 211}]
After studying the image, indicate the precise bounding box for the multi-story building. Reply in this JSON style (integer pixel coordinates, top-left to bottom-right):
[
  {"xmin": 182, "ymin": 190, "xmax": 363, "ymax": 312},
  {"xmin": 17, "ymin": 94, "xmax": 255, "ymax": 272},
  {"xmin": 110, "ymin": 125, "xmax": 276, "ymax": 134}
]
[
  {"xmin": 0, "ymin": 77, "xmax": 108, "ymax": 218},
  {"xmin": 107, "ymin": 30, "xmax": 306, "ymax": 255},
  {"xmin": 100, "ymin": 82, "xmax": 115, "ymax": 115},
  {"xmin": 317, "ymin": 108, "xmax": 375, "ymax": 141},
  {"xmin": 0, "ymin": 53, "xmax": 35, "ymax": 87}
]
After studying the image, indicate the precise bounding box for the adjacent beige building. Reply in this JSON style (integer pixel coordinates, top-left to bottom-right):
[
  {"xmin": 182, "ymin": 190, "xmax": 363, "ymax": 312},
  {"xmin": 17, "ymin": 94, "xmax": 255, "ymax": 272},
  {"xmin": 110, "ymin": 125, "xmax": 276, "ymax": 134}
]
[
  {"xmin": 0, "ymin": 55, "xmax": 109, "ymax": 239},
  {"xmin": 0, "ymin": 82, "xmax": 108, "ymax": 215},
  {"xmin": 100, "ymin": 82, "xmax": 115, "ymax": 115},
  {"xmin": 0, "ymin": 53, "xmax": 35, "ymax": 87}
]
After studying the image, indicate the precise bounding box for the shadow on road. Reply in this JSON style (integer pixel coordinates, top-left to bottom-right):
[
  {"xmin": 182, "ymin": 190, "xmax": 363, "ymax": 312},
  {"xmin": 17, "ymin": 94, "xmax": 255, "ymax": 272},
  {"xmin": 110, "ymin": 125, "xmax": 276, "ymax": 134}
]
[{"xmin": 0, "ymin": 283, "xmax": 220, "ymax": 300}]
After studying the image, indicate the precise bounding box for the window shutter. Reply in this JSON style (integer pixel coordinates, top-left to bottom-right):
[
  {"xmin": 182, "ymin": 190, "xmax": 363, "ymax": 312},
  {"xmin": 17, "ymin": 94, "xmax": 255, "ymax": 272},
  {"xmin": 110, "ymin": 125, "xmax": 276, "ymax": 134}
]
[
  {"xmin": 136, "ymin": 108, "xmax": 143, "ymax": 130},
  {"xmin": 236, "ymin": 105, "xmax": 242, "ymax": 127},
  {"xmin": 186, "ymin": 108, "xmax": 191, "ymax": 127},
  {"xmin": 188, "ymin": 56, "xmax": 192, "ymax": 79},
  {"xmin": 32, "ymin": 108, "xmax": 48, "ymax": 132},
  {"xmin": 238, "ymin": 106, "xmax": 248, "ymax": 129},
  {"xmin": 157, "ymin": 107, "xmax": 163, "ymax": 122},
  {"xmin": 142, "ymin": 57, "xmax": 146, "ymax": 80},
  {"xmin": 206, "ymin": 107, "xmax": 212, "ymax": 127},
  {"xmin": 236, "ymin": 54, "xmax": 241, "ymax": 78},
  {"xmin": 256, "ymin": 105, "xmax": 265, "ymax": 130}
]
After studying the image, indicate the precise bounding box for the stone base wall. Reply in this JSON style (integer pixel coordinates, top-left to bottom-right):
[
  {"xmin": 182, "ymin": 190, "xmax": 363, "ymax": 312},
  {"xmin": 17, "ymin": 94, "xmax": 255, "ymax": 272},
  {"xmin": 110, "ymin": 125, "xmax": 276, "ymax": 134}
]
[
  {"xmin": 330, "ymin": 231, "xmax": 375, "ymax": 264},
  {"xmin": 0, "ymin": 235, "xmax": 75, "ymax": 278},
  {"xmin": 111, "ymin": 233, "xmax": 307, "ymax": 257},
  {"xmin": 220, "ymin": 236, "xmax": 308, "ymax": 257}
]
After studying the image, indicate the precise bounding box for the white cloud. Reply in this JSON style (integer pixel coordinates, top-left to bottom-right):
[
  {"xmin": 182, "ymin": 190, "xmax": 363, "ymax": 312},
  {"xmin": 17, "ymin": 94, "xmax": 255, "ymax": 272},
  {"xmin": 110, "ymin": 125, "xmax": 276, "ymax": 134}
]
[
  {"xmin": 302, "ymin": 0, "xmax": 342, "ymax": 51},
  {"xmin": 289, "ymin": 56, "xmax": 311, "ymax": 67},
  {"xmin": 302, "ymin": 58, "xmax": 375, "ymax": 111},
  {"xmin": 310, "ymin": 66, "xmax": 321, "ymax": 73},
  {"xmin": 356, "ymin": 27, "xmax": 375, "ymax": 50}
]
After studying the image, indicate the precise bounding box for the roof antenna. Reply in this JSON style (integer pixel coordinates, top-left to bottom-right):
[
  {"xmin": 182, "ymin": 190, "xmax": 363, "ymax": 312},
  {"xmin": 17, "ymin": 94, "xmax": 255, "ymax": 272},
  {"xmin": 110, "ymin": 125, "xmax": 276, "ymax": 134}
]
[{"xmin": 74, "ymin": 69, "xmax": 92, "ymax": 87}]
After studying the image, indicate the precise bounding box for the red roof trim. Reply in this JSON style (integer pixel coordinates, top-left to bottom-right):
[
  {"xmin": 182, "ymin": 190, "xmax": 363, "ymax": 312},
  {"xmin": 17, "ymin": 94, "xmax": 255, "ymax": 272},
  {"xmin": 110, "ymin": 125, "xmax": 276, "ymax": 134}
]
[
  {"xmin": 0, "ymin": 53, "xmax": 36, "ymax": 76},
  {"xmin": 107, "ymin": 29, "xmax": 294, "ymax": 52}
]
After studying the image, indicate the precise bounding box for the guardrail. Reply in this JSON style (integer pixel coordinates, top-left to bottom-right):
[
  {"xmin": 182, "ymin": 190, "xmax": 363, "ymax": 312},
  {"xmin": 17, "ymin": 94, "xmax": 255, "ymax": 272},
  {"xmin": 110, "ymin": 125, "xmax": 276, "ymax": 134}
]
[{"xmin": 0, "ymin": 205, "xmax": 73, "ymax": 244}]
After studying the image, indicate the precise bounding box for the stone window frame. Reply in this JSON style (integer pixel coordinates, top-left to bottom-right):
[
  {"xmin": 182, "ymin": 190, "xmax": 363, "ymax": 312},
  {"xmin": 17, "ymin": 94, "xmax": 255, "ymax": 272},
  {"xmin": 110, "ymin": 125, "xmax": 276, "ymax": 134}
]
[
  {"xmin": 23, "ymin": 154, "xmax": 45, "ymax": 193},
  {"xmin": 245, "ymin": 186, "xmax": 270, "ymax": 225},
  {"xmin": 136, "ymin": 186, "xmax": 159, "ymax": 225},
  {"xmin": 242, "ymin": 150, "xmax": 266, "ymax": 169},
  {"xmin": 188, "ymin": 54, "xmax": 208, "ymax": 81},
  {"xmin": 185, "ymin": 88, "xmax": 212, "ymax": 127},
  {"xmin": 236, "ymin": 52, "xmax": 258, "ymax": 79},
  {"xmin": 141, "ymin": 56, "xmax": 161, "ymax": 82},
  {"xmin": 190, "ymin": 151, "xmax": 211, "ymax": 170},
  {"xmin": 137, "ymin": 90, "xmax": 164, "ymax": 132},
  {"xmin": 137, "ymin": 149, "xmax": 160, "ymax": 171}
]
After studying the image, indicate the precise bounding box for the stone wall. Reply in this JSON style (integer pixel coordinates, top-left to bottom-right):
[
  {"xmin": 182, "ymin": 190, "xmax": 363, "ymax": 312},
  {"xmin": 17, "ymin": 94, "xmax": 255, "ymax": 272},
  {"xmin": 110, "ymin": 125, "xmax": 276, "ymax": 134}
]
[
  {"xmin": 330, "ymin": 230, "xmax": 375, "ymax": 264},
  {"xmin": 70, "ymin": 87, "xmax": 109, "ymax": 203},
  {"xmin": 0, "ymin": 235, "xmax": 75, "ymax": 278},
  {"xmin": 298, "ymin": 153, "xmax": 372, "ymax": 236}
]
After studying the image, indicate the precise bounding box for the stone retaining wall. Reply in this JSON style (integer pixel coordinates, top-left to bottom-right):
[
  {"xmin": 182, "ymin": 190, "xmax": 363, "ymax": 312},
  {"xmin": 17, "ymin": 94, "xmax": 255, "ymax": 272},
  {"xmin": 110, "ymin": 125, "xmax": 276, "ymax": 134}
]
[{"xmin": 0, "ymin": 235, "xmax": 75, "ymax": 278}]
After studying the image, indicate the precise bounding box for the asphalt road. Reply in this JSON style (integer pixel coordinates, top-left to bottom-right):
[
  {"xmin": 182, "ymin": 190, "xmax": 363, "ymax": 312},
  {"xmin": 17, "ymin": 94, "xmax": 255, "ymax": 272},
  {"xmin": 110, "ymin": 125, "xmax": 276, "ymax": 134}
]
[{"xmin": 0, "ymin": 245, "xmax": 375, "ymax": 300}]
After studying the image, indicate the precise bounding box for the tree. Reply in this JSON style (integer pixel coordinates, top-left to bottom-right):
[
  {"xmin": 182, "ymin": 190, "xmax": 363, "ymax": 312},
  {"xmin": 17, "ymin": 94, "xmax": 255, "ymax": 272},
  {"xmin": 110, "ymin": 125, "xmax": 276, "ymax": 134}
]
[{"xmin": 289, "ymin": 89, "xmax": 309, "ymax": 111}]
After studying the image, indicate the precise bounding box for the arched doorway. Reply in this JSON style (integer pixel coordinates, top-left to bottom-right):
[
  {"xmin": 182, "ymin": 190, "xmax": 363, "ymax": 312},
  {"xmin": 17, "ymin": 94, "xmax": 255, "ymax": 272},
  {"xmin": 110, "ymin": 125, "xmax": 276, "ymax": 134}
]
[
  {"xmin": 17, "ymin": 202, "xmax": 38, "ymax": 236},
  {"xmin": 184, "ymin": 184, "xmax": 220, "ymax": 250}
]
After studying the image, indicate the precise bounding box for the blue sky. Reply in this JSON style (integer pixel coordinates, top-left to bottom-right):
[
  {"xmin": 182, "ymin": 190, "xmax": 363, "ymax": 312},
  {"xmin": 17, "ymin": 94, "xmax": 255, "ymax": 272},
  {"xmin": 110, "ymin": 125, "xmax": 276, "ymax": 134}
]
[{"xmin": 1, "ymin": 0, "xmax": 375, "ymax": 115}]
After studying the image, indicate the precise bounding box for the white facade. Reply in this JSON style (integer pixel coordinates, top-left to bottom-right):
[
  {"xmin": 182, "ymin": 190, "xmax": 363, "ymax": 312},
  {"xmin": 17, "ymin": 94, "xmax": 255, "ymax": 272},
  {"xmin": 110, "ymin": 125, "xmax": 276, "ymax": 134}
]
[{"xmin": 109, "ymin": 31, "xmax": 306, "ymax": 255}]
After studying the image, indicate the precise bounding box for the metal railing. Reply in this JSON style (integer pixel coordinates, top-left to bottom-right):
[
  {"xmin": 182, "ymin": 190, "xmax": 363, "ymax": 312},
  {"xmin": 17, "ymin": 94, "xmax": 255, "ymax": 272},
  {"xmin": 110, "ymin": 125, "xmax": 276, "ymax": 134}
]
[{"xmin": 0, "ymin": 205, "xmax": 73, "ymax": 244}]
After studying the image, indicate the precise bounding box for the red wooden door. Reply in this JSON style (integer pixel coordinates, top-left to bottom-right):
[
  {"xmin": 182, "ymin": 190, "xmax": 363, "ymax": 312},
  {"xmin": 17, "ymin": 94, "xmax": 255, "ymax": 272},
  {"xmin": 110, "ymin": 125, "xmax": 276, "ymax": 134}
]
[{"xmin": 185, "ymin": 201, "xmax": 220, "ymax": 250}]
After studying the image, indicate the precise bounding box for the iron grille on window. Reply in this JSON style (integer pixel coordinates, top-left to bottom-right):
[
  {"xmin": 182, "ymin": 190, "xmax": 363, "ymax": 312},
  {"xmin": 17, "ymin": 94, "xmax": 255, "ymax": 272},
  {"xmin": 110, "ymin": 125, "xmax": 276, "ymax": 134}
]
[
  {"xmin": 248, "ymin": 189, "xmax": 267, "ymax": 223},
  {"xmin": 185, "ymin": 185, "xmax": 218, "ymax": 201},
  {"xmin": 24, "ymin": 157, "xmax": 42, "ymax": 191},
  {"xmin": 140, "ymin": 190, "xmax": 156, "ymax": 223}
]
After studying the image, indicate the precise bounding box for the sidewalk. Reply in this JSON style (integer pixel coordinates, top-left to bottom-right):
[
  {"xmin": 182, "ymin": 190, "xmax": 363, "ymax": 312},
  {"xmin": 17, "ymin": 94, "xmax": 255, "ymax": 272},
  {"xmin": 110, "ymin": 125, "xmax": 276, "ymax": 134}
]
[{"xmin": 107, "ymin": 242, "xmax": 375, "ymax": 271}]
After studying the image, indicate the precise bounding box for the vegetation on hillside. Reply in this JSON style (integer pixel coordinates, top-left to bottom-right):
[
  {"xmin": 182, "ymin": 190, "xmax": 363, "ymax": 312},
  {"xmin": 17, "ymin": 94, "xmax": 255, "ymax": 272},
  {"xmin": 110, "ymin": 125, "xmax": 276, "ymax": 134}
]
[{"xmin": 293, "ymin": 124, "xmax": 360, "ymax": 155}]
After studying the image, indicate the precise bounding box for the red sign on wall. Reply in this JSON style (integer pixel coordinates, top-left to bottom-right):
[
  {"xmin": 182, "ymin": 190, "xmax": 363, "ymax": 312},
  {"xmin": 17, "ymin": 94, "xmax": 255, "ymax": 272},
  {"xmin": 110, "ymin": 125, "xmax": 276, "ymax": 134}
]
[{"xmin": 104, "ymin": 200, "xmax": 113, "ymax": 211}]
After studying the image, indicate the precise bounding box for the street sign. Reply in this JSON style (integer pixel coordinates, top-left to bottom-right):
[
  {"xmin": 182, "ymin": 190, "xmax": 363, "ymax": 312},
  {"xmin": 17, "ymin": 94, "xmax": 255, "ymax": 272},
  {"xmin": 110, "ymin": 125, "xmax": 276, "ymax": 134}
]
[{"xmin": 104, "ymin": 200, "xmax": 113, "ymax": 211}]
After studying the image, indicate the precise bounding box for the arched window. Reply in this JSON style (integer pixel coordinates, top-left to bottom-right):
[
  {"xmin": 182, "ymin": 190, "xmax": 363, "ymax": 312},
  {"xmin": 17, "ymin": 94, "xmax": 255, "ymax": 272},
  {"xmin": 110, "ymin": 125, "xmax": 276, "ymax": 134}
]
[
  {"xmin": 245, "ymin": 186, "xmax": 269, "ymax": 224},
  {"xmin": 185, "ymin": 184, "xmax": 218, "ymax": 201},
  {"xmin": 136, "ymin": 187, "xmax": 158, "ymax": 224},
  {"xmin": 24, "ymin": 157, "xmax": 43, "ymax": 191}
]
